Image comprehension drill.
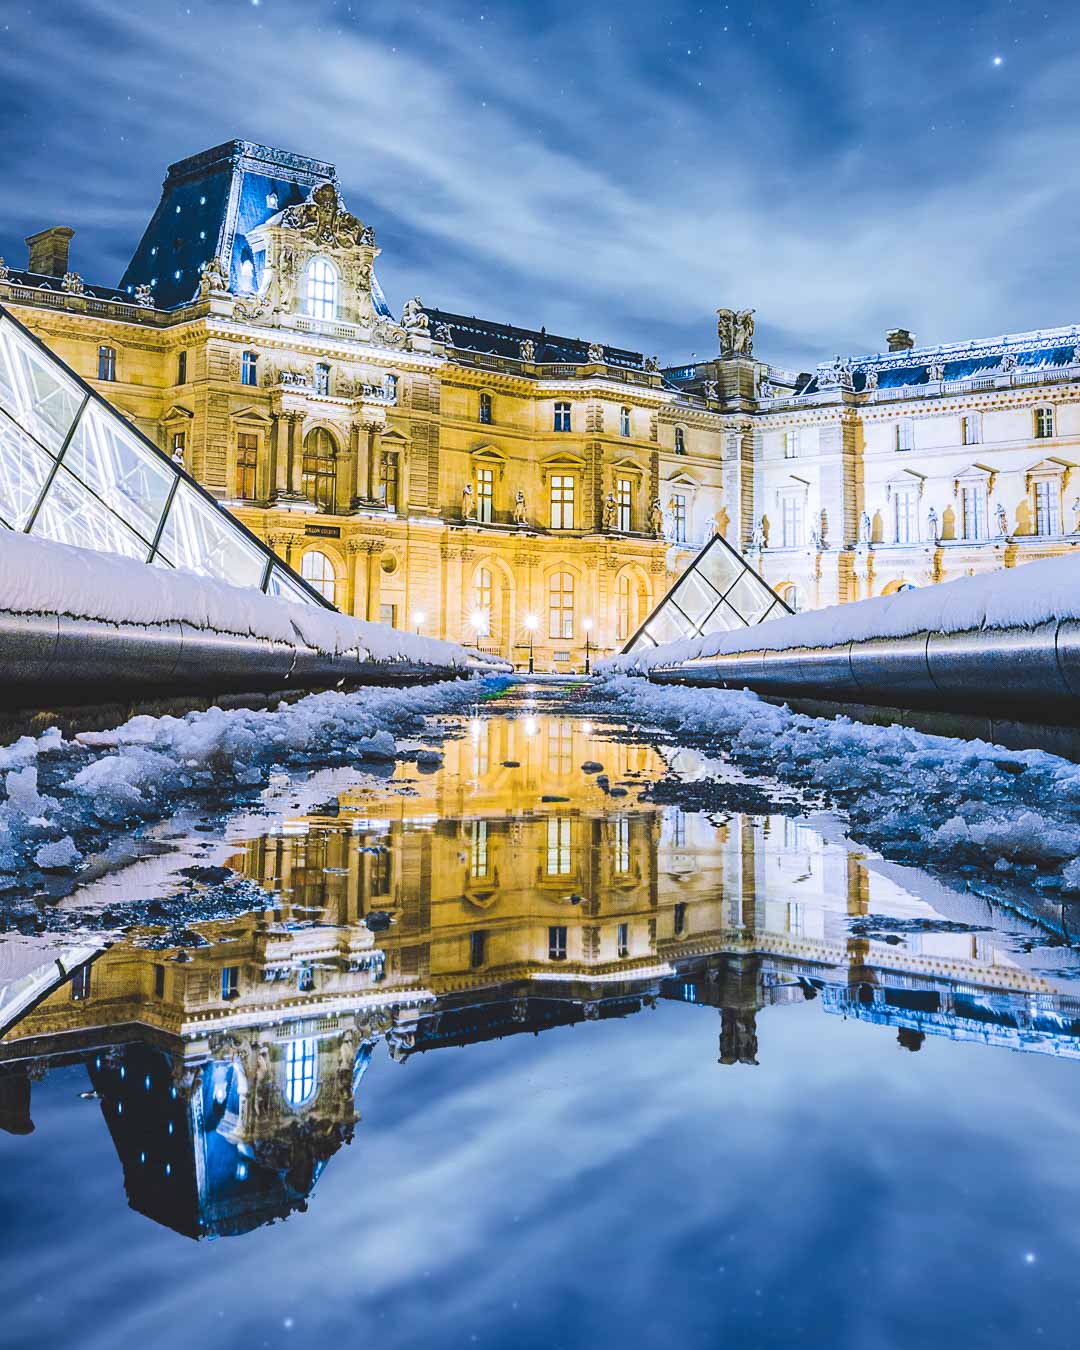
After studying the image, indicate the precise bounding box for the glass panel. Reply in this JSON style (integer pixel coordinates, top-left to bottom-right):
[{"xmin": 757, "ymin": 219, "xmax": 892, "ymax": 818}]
[
  {"xmin": 32, "ymin": 466, "xmax": 150, "ymax": 560},
  {"xmin": 266, "ymin": 564, "xmax": 318, "ymax": 606},
  {"xmin": 0, "ymin": 417, "xmax": 54, "ymax": 529},
  {"xmin": 156, "ymin": 479, "xmax": 267, "ymax": 585},
  {"xmin": 62, "ymin": 403, "xmax": 174, "ymax": 545},
  {"xmin": 723, "ymin": 570, "xmax": 783, "ymax": 625},
  {"xmin": 693, "ymin": 538, "xmax": 744, "ymax": 595},
  {"xmin": 667, "ymin": 568, "xmax": 722, "ymax": 629},
  {"xmin": 643, "ymin": 604, "xmax": 694, "ymax": 647},
  {"xmin": 0, "ymin": 316, "xmax": 83, "ymax": 455}
]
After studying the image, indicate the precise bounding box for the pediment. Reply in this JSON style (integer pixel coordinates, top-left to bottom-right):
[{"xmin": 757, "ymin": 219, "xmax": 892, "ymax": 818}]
[
  {"xmin": 381, "ymin": 427, "xmax": 408, "ymax": 444},
  {"xmin": 162, "ymin": 404, "xmax": 194, "ymax": 423},
  {"xmin": 665, "ymin": 471, "xmax": 700, "ymax": 488},
  {"xmin": 471, "ymin": 442, "xmax": 507, "ymax": 462},
  {"xmin": 229, "ymin": 404, "xmax": 272, "ymax": 425},
  {"xmin": 1025, "ymin": 455, "xmax": 1072, "ymax": 476},
  {"xmin": 611, "ymin": 455, "xmax": 645, "ymax": 473}
]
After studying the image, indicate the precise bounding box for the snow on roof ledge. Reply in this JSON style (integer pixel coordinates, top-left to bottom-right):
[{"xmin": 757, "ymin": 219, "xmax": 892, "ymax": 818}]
[
  {"xmin": 601, "ymin": 551, "xmax": 1080, "ymax": 675},
  {"xmin": 0, "ymin": 530, "xmax": 473, "ymax": 668}
]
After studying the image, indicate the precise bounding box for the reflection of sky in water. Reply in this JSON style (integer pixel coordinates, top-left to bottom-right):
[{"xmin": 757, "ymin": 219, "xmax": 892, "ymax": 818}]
[{"xmin": 5, "ymin": 1000, "xmax": 1080, "ymax": 1350}]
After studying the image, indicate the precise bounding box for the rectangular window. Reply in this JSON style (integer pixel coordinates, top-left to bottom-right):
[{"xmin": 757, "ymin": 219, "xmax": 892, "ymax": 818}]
[
  {"xmin": 550, "ymin": 474, "xmax": 575, "ymax": 529},
  {"xmin": 780, "ymin": 494, "xmax": 804, "ymax": 548},
  {"xmin": 221, "ymin": 966, "xmax": 239, "ymax": 1001},
  {"xmin": 896, "ymin": 418, "xmax": 914, "ymax": 452},
  {"xmin": 673, "ymin": 902, "xmax": 687, "ymax": 936},
  {"xmin": 617, "ymin": 477, "xmax": 633, "ymax": 532},
  {"xmin": 171, "ymin": 430, "xmax": 186, "ymax": 462},
  {"xmin": 478, "ymin": 392, "xmax": 493, "ymax": 425},
  {"xmin": 241, "ymin": 350, "xmax": 258, "ymax": 386},
  {"xmin": 379, "ymin": 451, "xmax": 399, "ymax": 510},
  {"xmin": 470, "ymin": 930, "xmax": 487, "ymax": 968},
  {"xmin": 616, "ymin": 576, "xmax": 631, "ymax": 642},
  {"xmin": 315, "ymin": 363, "xmax": 331, "ymax": 396},
  {"xmin": 554, "ymin": 401, "xmax": 571, "ymax": 432},
  {"xmin": 476, "ymin": 466, "xmax": 494, "ymax": 523},
  {"xmin": 71, "ymin": 963, "xmax": 91, "ymax": 1002},
  {"xmin": 1035, "ymin": 480, "xmax": 1061, "ymax": 536},
  {"xmin": 154, "ymin": 964, "xmax": 166, "ymax": 998},
  {"xmin": 962, "ymin": 484, "xmax": 987, "ymax": 540},
  {"xmin": 546, "ymin": 818, "xmax": 572, "ymax": 876},
  {"xmin": 670, "ymin": 493, "xmax": 687, "ymax": 543},
  {"xmin": 548, "ymin": 572, "xmax": 574, "ymax": 639},
  {"xmin": 614, "ymin": 816, "xmax": 630, "ymax": 874},
  {"xmin": 470, "ymin": 820, "xmax": 489, "ymax": 878},
  {"xmin": 617, "ymin": 922, "xmax": 629, "ymax": 958},
  {"xmin": 1035, "ymin": 406, "xmax": 1055, "ymax": 439},
  {"xmin": 236, "ymin": 432, "xmax": 258, "ymax": 500},
  {"xmin": 97, "ymin": 346, "xmax": 116, "ymax": 382},
  {"xmin": 894, "ymin": 488, "xmax": 917, "ymax": 544},
  {"xmin": 962, "ymin": 413, "xmax": 981, "ymax": 446},
  {"xmin": 548, "ymin": 924, "xmax": 568, "ymax": 960},
  {"xmin": 177, "ymin": 350, "xmax": 187, "ymax": 384},
  {"xmin": 370, "ymin": 849, "xmax": 391, "ymax": 897},
  {"xmin": 620, "ymin": 406, "xmax": 631, "ymax": 436},
  {"xmin": 784, "ymin": 430, "xmax": 799, "ymax": 459}
]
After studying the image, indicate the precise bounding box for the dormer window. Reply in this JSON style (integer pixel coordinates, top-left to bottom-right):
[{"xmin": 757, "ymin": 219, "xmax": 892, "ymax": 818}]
[
  {"xmin": 305, "ymin": 257, "xmax": 338, "ymax": 320},
  {"xmin": 266, "ymin": 192, "xmax": 279, "ymax": 210}
]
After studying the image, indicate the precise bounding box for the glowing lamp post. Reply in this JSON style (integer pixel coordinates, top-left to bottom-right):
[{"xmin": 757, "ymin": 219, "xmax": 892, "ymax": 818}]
[
  {"xmin": 524, "ymin": 612, "xmax": 538, "ymax": 674},
  {"xmin": 583, "ymin": 618, "xmax": 594, "ymax": 676},
  {"xmin": 412, "ymin": 609, "xmax": 426, "ymax": 636},
  {"xmin": 470, "ymin": 608, "xmax": 489, "ymax": 649}
]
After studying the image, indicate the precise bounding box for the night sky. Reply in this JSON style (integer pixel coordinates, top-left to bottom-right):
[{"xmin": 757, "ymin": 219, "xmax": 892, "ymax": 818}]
[{"xmin": 0, "ymin": 0, "xmax": 1074, "ymax": 369}]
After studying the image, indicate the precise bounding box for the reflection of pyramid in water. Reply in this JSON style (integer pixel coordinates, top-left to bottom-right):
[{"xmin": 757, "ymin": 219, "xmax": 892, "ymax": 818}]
[
  {"xmin": 0, "ymin": 302, "xmax": 330, "ymax": 607},
  {"xmin": 622, "ymin": 532, "xmax": 791, "ymax": 654}
]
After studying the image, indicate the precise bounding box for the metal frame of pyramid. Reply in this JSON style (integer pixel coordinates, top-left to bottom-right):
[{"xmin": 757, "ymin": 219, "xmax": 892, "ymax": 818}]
[
  {"xmin": 0, "ymin": 301, "xmax": 333, "ymax": 609},
  {"xmin": 622, "ymin": 530, "xmax": 792, "ymax": 654}
]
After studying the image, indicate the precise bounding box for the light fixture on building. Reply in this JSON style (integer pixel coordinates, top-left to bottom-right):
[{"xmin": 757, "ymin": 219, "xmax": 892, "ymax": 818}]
[
  {"xmin": 524, "ymin": 612, "xmax": 539, "ymax": 674},
  {"xmin": 412, "ymin": 608, "xmax": 426, "ymax": 634},
  {"xmin": 469, "ymin": 608, "xmax": 489, "ymax": 647},
  {"xmin": 583, "ymin": 617, "xmax": 594, "ymax": 676}
]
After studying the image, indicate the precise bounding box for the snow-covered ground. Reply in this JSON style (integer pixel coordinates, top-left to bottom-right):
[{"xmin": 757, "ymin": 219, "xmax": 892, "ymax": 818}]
[
  {"xmin": 605, "ymin": 551, "xmax": 1080, "ymax": 673},
  {"xmin": 0, "ymin": 675, "xmax": 504, "ymax": 893},
  {"xmin": 597, "ymin": 673, "xmax": 1080, "ymax": 895}
]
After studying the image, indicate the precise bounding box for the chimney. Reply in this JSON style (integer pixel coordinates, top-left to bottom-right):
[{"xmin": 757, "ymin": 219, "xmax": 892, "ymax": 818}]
[
  {"xmin": 886, "ymin": 327, "xmax": 916, "ymax": 352},
  {"xmin": 25, "ymin": 226, "xmax": 75, "ymax": 278}
]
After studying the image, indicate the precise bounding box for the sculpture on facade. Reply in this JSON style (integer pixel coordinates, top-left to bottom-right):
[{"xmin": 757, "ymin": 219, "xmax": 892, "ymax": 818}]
[
  {"xmin": 644, "ymin": 355, "xmax": 661, "ymax": 372},
  {"xmin": 863, "ymin": 368, "xmax": 879, "ymax": 391},
  {"xmin": 401, "ymin": 297, "xmax": 430, "ymax": 333},
  {"xmin": 759, "ymin": 378, "xmax": 774, "ymax": 399},
  {"xmin": 461, "ymin": 482, "xmax": 475, "ymax": 520},
  {"xmin": 513, "ymin": 489, "xmax": 528, "ymax": 526},
  {"xmin": 703, "ymin": 380, "xmax": 719, "ymax": 401},
  {"xmin": 0, "ymin": 257, "xmax": 9, "ymax": 283},
  {"xmin": 995, "ymin": 501, "xmax": 1009, "ymax": 537},
  {"xmin": 717, "ymin": 308, "xmax": 755, "ymax": 358},
  {"xmin": 587, "ymin": 342, "xmax": 605, "ymax": 363},
  {"xmin": 649, "ymin": 497, "xmax": 664, "ymax": 537},
  {"xmin": 927, "ymin": 506, "xmax": 939, "ymax": 542},
  {"xmin": 280, "ymin": 181, "xmax": 370, "ymax": 249},
  {"xmin": 602, "ymin": 491, "xmax": 618, "ymax": 531},
  {"xmin": 519, "ymin": 337, "xmax": 536, "ymax": 361},
  {"xmin": 820, "ymin": 356, "xmax": 855, "ymax": 392},
  {"xmin": 433, "ymin": 321, "xmax": 454, "ymax": 344},
  {"xmin": 819, "ymin": 509, "xmax": 829, "ymax": 548},
  {"xmin": 858, "ymin": 510, "xmax": 872, "ymax": 544},
  {"xmin": 61, "ymin": 271, "xmax": 85, "ymax": 295},
  {"xmin": 133, "ymin": 282, "xmax": 153, "ymax": 308},
  {"xmin": 999, "ymin": 352, "xmax": 1018, "ymax": 373},
  {"xmin": 199, "ymin": 256, "xmax": 229, "ymax": 297},
  {"xmin": 749, "ymin": 517, "xmax": 765, "ymax": 551},
  {"xmin": 171, "ymin": 443, "xmax": 185, "ymax": 467},
  {"xmin": 927, "ymin": 362, "xmax": 945, "ymax": 382}
]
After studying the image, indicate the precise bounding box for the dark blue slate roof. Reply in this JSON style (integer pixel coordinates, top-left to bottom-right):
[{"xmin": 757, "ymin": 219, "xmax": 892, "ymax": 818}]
[
  {"xmin": 424, "ymin": 307, "xmax": 645, "ymax": 369},
  {"xmin": 1, "ymin": 268, "xmax": 133, "ymax": 304}
]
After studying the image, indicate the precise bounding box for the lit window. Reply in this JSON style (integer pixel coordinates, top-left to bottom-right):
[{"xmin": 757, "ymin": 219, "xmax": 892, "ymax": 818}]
[
  {"xmin": 553, "ymin": 401, "xmax": 571, "ymax": 432},
  {"xmin": 1035, "ymin": 406, "xmax": 1055, "ymax": 439},
  {"xmin": 177, "ymin": 350, "xmax": 187, "ymax": 384},
  {"xmin": 236, "ymin": 432, "xmax": 258, "ymax": 500},
  {"xmin": 548, "ymin": 571, "xmax": 574, "ymax": 639},
  {"xmin": 962, "ymin": 412, "xmax": 981, "ymax": 445},
  {"xmin": 617, "ymin": 922, "xmax": 629, "ymax": 958},
  {"xmin": 784, "ymin": 430, "xmax": 799, "ymax": 459},
  {"xmin": 547, "ymin": 819, "xmax": 571, "ymax": 878},
  {"xmin": 780, "ymin": 494, "xmax": 804, "ymax": 548},
  {"xmin": 546, "ymin": 720, "xmax": 573, "ymax": 776},
  {"xmin": 674, "ymin": 426, "xmax": 686, "ymax": 454},
  {"xmin": 470, "ymin": 821, "xmax": 489, "ymax": 879},
  {"xmin": 301, "ymin": 550, "xmax": 336, "ymax": 603},
  {"xmin": 379, "ymin": 450, "xmax": 399, "ymax": 510},
  {"xmin": 619, "ymin": 406, "xmax": 631, "ymax": 436},
  {"xmin": 305, "ymin": 257, "xmax": 339, "ymax": 320},
  {"xmin": 1034, "ymin": 480, "xmax": 1061, "ymax": 536},
  {"xmin": 302, "ymin": 427, "xmax": 337, "ymax": 510},
  {"xmin": 896, "ymin": 418, "xmax": 914, "ymax": 452},
  {"xmin": 314, "ymin": 362, "xmax": 331, "ymax": 395},
  {"xmin": 550, "ymin": 475, "xmax": 575, "ymax": 529},
  {"xmin": 614, "ymin": 817, "xmax": 630, "ymax": 874},
  {"xmin": 221, "ymin": 967, "xmax": 239, "ymax": 1001},
  {"xmin": 98, "ymin": 345, "xmax": 116, "ymax": 381},
  {"xmin": 894, "ymin": 487, "xmax": 918, "ymax": 544},
  {"xmin": 476, "ymin": 466, "xmax": 494, "ymax": 522},
  {"xmin": 470, "ymin": 929, "xmax": 487, "ymax": 967},
  {"xmin": 548, "ymin": 923, "xmax": 568, "ymax": 959},
  {"xmin": 478, "ymin": 392, "xmax": 493, "ymax": 424},
  {"xmin": 617, "ymin": 477, "xmax": 633, "ymax": 532},
  {"xmin": 670, "ymin": 493, "xmax": 687, "ymax": 543},
  {"xmin": 962, "ymin": 483, "xmax": 987, "ymax": 540},
  {"xmin": 241, "ymin": 350, "xmax": 258, "ymax": 386},
  {"xmin": 475, "ymin": 566, "xmax": 493, "ymax": 631},
  {"xmin": 616, "ymin": 574, "xmax": 632, "ymax": 641},
  {"xmin": 285, "ymin": 1038, "xmax": 318, "ymax": 1106}
]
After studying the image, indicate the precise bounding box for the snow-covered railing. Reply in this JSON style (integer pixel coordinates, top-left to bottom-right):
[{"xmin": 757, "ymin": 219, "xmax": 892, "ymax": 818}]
[
  {"xmin": 0, "ymin": 531, "xmax": 501, "ymax": 702},
  {"xmin": 601, "ymin": 554, "xmax": 1080, "ymax": 724}
]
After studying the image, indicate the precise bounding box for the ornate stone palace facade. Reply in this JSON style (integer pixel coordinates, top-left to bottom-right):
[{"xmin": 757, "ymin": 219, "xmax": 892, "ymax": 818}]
[{"xmin": 2, "ymin": 138, "xmax": 1078, "ymax": 662}]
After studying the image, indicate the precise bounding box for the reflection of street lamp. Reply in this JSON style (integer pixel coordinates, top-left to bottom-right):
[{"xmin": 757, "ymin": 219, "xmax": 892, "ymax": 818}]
[
  {"xmin": 583, "ymin": 618, "xmax": 593, "ymax": 676},
  {"xmin": 523, "ymin": 612, "xmax": 538, "ymax": 674},
  {"xmin": 412, "ymin": 609, "xmax": 426, "ymax": 636},
  {"xmin": 469, "ymin": 608, "xmax": 489, "ymax": 649}
]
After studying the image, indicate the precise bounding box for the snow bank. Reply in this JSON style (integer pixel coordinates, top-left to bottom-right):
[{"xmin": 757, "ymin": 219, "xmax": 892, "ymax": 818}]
[
  {"xmin": 604, "ymin": 551, "xmax": 1080, "ymax": 673},
  {"xmin": 0, "ymin": 529, "xmax": 476, "ymax": 668},
  {"xmin": 0, "ymin": 675, "xmax": 506, "ymax": 893},
  {"xmin": 597, "ymin": 673, "xmax": 1080, "ymax": 896}
]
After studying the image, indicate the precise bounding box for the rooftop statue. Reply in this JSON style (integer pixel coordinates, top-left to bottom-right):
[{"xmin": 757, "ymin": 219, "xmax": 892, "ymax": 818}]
[
  {"xmin": 280, "ymin": 181, "xmax": 372, "ymax": 249},
  {"xmin": 401, "ymin": 296, "xmax": 430, "ymax": 333},
  {"xmin": 717, "ymin": 307, "xmax": 755, "ymax": 359}
]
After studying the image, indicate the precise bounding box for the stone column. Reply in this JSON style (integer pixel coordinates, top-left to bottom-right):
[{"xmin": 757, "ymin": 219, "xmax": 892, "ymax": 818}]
[
  {"xmin": 269, "ymin": 413, "xmax": 289, "ymax": 499},
  {"xmin": 345, "ymin": 423, "xmax": 361, "ymax": 508},
  {"xmin": 366, "ymin": 540, "xmax": 385, "ymax": 621},
  {"xmin": 287, "ymin": 413, "xmax": 305, "ymax": 497},
  {"xmin": 366, "ymin": 423, "xmax": 383, "ymax": 500}
]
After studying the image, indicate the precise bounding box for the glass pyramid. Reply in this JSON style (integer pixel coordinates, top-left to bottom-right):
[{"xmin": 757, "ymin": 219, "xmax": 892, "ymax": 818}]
[
  {"xmin": 622, "ymin": 531, "xmax": 791, "ymax": 654},
  {"xmin": 0, "ymin": 302, "xmax": 330, "ymax": 608}
]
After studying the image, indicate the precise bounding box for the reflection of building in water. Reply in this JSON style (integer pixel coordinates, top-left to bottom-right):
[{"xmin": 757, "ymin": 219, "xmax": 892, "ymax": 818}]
[{"xmin": 4, "ymin": 714, "xmax": 1080, "ymax": 1236}]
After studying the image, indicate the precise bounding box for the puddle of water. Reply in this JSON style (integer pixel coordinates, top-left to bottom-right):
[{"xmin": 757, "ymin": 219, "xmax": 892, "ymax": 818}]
[{"xmin": 3, "ymin": 691, "xmax": 1080, "ymax": 1349}]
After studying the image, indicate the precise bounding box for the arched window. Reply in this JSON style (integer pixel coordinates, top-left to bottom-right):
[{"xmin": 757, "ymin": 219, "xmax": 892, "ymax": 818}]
[
  {"xmin": 781, "ymin": 584, "xmax": 804, "ymax": 612},
  {"xmin": 301, "ymin": 550, "xmax": 337, "ymax": 604},
  {"xmin": 284, "ymin": 1038, "xmax": 318, "ymax": 1107},
  {"xmin": 616, "ymin": 574, "xmax": 632, "ymax": 641},
  {"xmin": 549, "ymin": 571, "xmax": 574, "ymax": 639},
  {"xmin": 474, "ymin": 566, "xmax": 493, "ymax": 628},
  {"xmin": 305, "ymin": 257, "xmax": 339, "ymax": 320},
  {"xmin": 674, "ymin": 426, "xmax": 686, "ymax": 454},
  {"xmin": 302, "ymin": 427, "xmax": 337, "ymax": 510}
]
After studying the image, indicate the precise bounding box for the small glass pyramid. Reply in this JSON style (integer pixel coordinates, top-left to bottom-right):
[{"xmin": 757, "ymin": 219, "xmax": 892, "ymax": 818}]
[
  {"xmin": 0, "ymin": 302, "xmax": 329, "ymax": 607},
  {"xmin": 622, "ymin": 531, "xmax": 790, "ymax": 654}
]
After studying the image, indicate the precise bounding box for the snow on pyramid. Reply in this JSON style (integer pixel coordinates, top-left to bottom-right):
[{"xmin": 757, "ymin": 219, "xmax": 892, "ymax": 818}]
[
  {"xmin": 0, "ymin": 301, "xmax": 329, "ymax": 608},
  {"xmin": 622, "ymin": 530, "xmax": 791, "ymax": 654}
]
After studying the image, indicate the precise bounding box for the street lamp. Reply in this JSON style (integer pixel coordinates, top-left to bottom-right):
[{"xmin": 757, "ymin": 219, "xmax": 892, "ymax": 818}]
[
  {"xmin": 583, "ymin": 618, "xmax": 593, "ymax": 676},
  {"xmin": 469, "ymin": 608, "xmax": 489, "ymax": 649},
  {"xmin": 412, "ymin": 609, "xmax": 426, "ymax": 636},
  {"xmin": 523, "ymin": 612, "xmax": 538, "ymax": 674}
]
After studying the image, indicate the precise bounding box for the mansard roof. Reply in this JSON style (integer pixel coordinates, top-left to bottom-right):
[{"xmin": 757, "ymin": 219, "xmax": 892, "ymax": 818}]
[
  {"xmin": 801, "ymin": 323, "xmax": 1080, "ymax": 396},
  {"xmin": 423, "ymin": 307, "xmax": 646, "ymax": 370}
]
